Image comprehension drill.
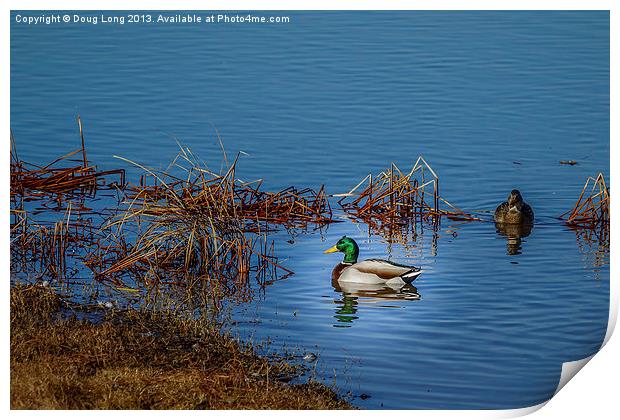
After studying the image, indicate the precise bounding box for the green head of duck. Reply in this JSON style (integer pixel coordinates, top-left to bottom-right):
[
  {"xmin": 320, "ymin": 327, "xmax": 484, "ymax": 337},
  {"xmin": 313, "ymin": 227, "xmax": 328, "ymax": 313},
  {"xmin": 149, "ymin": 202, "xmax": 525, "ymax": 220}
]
[{"xmin": 323, "ymin": 236, "xmax": 359, "ymax": 264}]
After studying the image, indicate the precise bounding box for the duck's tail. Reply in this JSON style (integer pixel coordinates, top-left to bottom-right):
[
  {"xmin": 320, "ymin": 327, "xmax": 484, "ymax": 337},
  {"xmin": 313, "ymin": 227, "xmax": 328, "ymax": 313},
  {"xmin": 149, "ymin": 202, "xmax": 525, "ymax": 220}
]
[{"xmin": 401, "ymin": 269, "xmax": 423, "ymax": 283}]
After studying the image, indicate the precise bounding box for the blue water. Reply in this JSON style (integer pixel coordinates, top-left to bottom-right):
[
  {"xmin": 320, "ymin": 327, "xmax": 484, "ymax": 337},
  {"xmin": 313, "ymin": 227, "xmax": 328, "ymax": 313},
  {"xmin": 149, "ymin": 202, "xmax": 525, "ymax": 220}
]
[{"xmin": 11, "ymin": 11, "xmax": 610, "ymax": 409}]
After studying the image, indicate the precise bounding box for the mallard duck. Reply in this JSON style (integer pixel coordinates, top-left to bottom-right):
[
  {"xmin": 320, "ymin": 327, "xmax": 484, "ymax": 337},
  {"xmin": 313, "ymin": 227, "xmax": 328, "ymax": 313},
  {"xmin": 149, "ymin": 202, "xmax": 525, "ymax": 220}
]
[
  {"xmin": 323, "ymin": 236, "xmax": 423, "ymax": 285},
  {"xmin": 494, "ymin": 189, "xmax": 534, "ymax": 224}
]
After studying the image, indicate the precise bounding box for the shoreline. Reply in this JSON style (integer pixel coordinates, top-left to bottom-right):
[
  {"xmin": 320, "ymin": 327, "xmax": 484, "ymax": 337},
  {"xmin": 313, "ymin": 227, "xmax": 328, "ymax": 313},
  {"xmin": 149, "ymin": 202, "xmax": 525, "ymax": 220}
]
[{"xmin": 10, "ymin": 284, "xmax": 353, "ymax": 410}]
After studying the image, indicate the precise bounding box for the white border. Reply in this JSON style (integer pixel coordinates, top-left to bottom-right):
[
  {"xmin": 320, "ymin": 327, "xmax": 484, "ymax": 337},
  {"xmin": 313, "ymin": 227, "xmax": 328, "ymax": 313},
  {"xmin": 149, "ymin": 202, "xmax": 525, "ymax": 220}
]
[{"xmin": 2, "ymin": 1, "xmax": 616, "ymax": 419}]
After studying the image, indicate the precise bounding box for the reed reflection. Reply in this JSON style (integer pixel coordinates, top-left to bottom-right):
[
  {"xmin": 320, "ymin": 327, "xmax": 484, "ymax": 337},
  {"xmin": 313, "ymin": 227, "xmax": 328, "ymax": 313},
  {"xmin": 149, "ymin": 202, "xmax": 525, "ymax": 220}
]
[{"xmin": 569, "ymin": 225, "xmax": 610, "ymax": 276}]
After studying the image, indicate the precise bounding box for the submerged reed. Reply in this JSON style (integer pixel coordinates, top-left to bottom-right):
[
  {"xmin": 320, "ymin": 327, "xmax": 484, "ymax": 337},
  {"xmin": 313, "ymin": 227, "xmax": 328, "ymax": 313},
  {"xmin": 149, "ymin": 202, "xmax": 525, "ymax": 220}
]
[{"xmin": 10, "ymin": 119, "xmax": 123, "ymax": 284}]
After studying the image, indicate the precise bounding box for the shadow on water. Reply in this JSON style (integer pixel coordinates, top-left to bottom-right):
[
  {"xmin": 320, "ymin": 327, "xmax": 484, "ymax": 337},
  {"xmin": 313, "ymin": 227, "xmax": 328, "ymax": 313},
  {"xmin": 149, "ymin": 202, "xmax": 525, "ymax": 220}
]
[
  {"xmin": 331, "ymin": 277, "xmax": 420, "ymax": 327},
  {"xmin": 494, "ymin": 222, "xmax": 533, "ymax": 256}
]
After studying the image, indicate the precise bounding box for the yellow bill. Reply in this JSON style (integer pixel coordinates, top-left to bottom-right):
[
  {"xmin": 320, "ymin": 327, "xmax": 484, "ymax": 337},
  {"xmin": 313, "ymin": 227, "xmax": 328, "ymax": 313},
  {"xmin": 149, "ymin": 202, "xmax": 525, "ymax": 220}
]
[{"xmin": 323, "ymin": 245, "xmax": 339, "ymax": 254}]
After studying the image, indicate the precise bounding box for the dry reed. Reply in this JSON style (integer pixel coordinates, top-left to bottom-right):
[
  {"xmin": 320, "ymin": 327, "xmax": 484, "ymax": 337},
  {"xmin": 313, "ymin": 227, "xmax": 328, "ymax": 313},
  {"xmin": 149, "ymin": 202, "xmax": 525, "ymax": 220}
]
[
  {"xmin": 559, "ymin": 173, "xmax": 610, "ymax": 263},
  {"xmin": 10, "ymin": 119, "xmax": 124, "ymax": 284},
  {"xmin": 85, "ymin": 145, "xmax": 335, "ymax": 307},
  {"xmin": 336, "ymin": 157, "xmax": 481, "ymax": 238},
  {"xmin": 10, "ymin": 119, "xmax": 124, "ymax": 199},
  {"xmin": 11, "ymin": 120, "xmax": 337, "ymax": 308},
  {"xmin": 560, "ymin": 173, "xmax": 610, "ymax": 229}
]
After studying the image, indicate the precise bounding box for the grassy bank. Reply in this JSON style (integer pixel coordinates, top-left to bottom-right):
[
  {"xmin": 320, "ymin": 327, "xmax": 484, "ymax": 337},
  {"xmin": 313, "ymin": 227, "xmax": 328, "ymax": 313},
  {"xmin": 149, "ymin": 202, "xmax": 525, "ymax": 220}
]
[{"xmin": 10, "ymin": 285, "xmax": 352, "ymax": 410}]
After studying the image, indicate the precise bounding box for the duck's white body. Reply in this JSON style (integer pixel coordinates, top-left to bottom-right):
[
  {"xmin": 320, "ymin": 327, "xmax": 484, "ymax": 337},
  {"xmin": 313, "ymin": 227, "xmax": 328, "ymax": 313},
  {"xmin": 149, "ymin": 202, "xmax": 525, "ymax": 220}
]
[{"xmin": 332, "ymin": 259, "xmax": 423, "ymax": 285}]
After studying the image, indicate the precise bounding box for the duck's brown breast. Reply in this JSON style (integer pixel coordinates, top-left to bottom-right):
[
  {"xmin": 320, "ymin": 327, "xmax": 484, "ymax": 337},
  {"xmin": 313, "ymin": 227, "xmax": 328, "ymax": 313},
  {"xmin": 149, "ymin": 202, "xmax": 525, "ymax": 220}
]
[
  {"xmin": 331, "ymin": 263, "xmax": 351, "ymax": 281},
  {"xmin": 494, "ymin": 202, "xmax": 510, "ymax": 223},
  {"xmin": 494, "ymin": 202, "xmax": 534, "ymax": 224}
]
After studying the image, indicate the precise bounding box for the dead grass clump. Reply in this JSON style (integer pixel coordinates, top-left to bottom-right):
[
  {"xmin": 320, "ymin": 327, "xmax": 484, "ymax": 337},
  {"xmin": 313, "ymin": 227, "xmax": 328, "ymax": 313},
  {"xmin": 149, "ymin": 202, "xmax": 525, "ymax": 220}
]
[
  {"xmin": 10, "ymin": 120, "xmax": 125, "ymax": 199},
  {"xmin": 10, "ymin": 285, "xmax": 352, "ymax": 410},
  {"xmin": 560, "ymin": 173, "xmax": 610, "ymax": 265},
  {"xmin": 122, "ymin": 146, "xmax": 334, "ymax": 229},
  {"xmin": 88, "ymin": 146, "xmax": 334, "ymax": 305},
  {"xmin": 560, "ymin": 173, "xmax": 610, "ymax": 229},
  {"xmin": 10, "ymin": 284, "xmax": 65, "ymax": 326},
  {"xmin": 11, "ymin": 118, "xmax": 124, "ymax": 284},
  {"xmin": 336, "ymin": 157, "xmax": 480, "ymax": 237},
  {"xmin": 10, "ymin": 158, "xmax": 124, "ymax": 199},
  {"xmin": 232, "ymin": 184, "xmax": 334, "ymax": 227}
]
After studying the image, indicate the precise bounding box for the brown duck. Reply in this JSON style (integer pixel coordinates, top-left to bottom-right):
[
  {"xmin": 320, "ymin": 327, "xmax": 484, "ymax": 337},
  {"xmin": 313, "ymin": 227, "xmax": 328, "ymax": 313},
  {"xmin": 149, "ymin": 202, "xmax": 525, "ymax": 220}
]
[{"xmin": 494, "ymin": 189, "xmax": 534, "ymax": 225}]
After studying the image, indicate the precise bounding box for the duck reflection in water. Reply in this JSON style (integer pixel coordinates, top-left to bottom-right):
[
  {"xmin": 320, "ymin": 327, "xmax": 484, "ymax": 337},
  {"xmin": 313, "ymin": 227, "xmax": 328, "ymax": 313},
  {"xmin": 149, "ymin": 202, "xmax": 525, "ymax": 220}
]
[
  {"xmin": 331, "ymin": 278, "xmax": 420, "ymax": 326},
  {"xmin": 495, "ymin": 222, "xmax": 533, "ymax": 255}
]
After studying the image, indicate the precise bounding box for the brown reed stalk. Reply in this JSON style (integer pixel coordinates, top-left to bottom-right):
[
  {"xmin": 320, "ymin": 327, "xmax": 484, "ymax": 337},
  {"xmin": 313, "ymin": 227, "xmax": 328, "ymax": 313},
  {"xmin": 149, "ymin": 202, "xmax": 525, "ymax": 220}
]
[
  {"xmin": 560, "ymin": 173, "xmax": 610, "ymax": 229},
  {"xmin": 88, "ymin": 145, "xmax": 330, "ymax": 307},
  {"xmin": 77, "ymin": 115, "xmax": 88, "ymax": 168},
  {"xmin": 337, "ymin": 157, "xmax": 481, "ymax": 239},
  {"xmin": 10, "ymin": 132, "xmax": 332, "ymax": 309},
  {"xmin": 11, "ymin": 150, "xmax": 124, "ymax": 198}
]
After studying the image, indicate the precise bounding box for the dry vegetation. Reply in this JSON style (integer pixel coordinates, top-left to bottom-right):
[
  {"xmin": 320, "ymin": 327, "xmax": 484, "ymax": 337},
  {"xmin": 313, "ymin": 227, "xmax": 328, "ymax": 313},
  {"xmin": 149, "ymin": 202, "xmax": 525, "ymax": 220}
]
[
  {"xmin": 560, "ymin": 173, "xmax": 610, "ymax": 229},
  {"xmin": 10, "ymin": 119, "xmax": 124, "ymax": 283},
  {"xmin": 560, "ymin": 173, "xmax": 610, "ymax": 267},
  {"xmin": 10, "ymin": 123, "xmax": 351, "ymax": 409},
  {"xmin": 11, "ymin": 123, "xmax": 335, "ymax": 307},
  {"xmin": 336, "ymin": 157, "xmax": 481, "ymax": 239},
  {"xmin": 10, "ymin": 122, "xmax": 124, "ymax": 199},
  {"xmin": 86, "ymin": 145, "xmax": 334, "ymax": 307},
  {"xmin": 10, "ymin": 285, "xmax": 352, "ymax": 410},
  {"xmin": 10, "ymin": 208, "xmax": 97, "ymax": 282}
]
